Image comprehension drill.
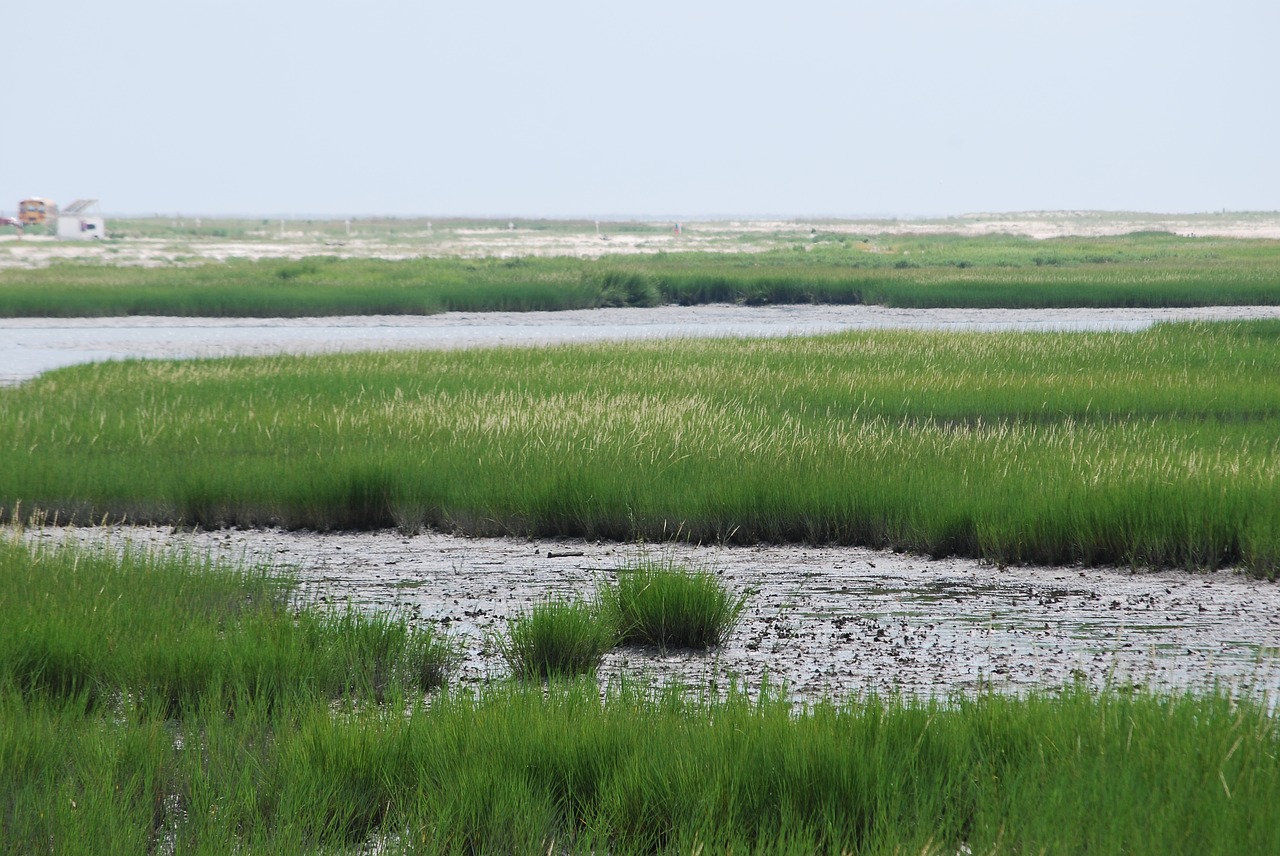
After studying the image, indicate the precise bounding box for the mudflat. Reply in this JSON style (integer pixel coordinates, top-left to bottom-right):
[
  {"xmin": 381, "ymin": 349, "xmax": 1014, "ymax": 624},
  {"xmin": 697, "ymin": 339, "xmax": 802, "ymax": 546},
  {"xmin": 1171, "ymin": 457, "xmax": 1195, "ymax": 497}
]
[{"xmin": 29, "ymin": 526, "xmax": 1280, "ymax": 703}]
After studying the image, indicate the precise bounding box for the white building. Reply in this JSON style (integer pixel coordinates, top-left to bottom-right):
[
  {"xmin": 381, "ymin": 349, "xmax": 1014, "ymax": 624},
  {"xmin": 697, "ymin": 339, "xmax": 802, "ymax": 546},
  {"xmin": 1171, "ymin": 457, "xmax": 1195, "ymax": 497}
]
[{"xmin": 56, "ymin": 199, "xmax": 105, "ymax": 240}]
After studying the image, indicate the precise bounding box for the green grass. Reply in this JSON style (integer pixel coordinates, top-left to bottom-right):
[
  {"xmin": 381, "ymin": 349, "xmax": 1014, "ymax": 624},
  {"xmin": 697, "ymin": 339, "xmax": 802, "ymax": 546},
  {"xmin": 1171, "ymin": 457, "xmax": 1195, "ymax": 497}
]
[
  {"xmin": 2, "ymin": 232, "xmax": 1278, "ymax": 315},
  {"xmin": 8, "ymin": 675, "xmax": 1280, "ymax": 854},
  {"xmin": 496, "ymin": 598, "xmax": 615, "ymax": 679},
  {"xmin": 495, "ymin": 561, "xmax": 746, "ymax": 678},
  {"xmin": 0, "ymin": 256, "xmax": 614, "ymax": 317},
  {"xmin": 0, "ymin": 534, "xmax": 457, "ymax": 714},
  {"xmin": 3, "ymin": 321, "xmax": 1278, "ymax": 574},
  {"xmin": 5, "ymin": 535, "xmax": 1280, "ymax": 854},
  {"xmin": 603, "ymin": 558, "xmax": 746, "ymax": 650}
]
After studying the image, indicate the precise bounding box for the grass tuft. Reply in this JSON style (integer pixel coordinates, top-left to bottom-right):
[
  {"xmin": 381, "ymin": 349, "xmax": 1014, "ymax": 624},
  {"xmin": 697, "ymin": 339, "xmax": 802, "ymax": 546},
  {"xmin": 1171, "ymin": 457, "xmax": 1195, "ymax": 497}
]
[
  {"xmin": 0, "ymin": 534, "xmax": 458, "ymax": 713},
  {"xmin": 593, "ymin": 269, "xmax": 662, "ymax": 308},
  {"xmin": 603, "ymin": 558, "xmax": 746, "ymax": 650},
  {"xmin": 496, "ymin": 598, "xmax": 615, "ymax": 680}
]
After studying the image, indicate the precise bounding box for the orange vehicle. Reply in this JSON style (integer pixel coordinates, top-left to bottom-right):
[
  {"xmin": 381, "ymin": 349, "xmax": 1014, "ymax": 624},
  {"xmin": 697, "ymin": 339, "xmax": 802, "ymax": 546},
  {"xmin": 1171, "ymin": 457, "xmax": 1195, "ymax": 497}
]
[{"xmin": 19, "ymin": 198, "xmax": 56, "ymax": 226}]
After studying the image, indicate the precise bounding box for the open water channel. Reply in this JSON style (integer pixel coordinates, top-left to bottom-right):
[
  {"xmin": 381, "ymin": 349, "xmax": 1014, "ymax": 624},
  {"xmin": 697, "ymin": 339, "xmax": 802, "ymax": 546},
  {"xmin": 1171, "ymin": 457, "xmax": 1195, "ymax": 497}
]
[{"xmin": 5, "ymin": 303, "xmax": 1280, "ymax": 386}]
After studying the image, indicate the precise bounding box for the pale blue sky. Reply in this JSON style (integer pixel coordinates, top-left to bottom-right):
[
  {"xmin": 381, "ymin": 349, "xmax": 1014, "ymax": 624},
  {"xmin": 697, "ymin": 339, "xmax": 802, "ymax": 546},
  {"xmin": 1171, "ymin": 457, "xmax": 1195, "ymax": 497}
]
[{"xmin": 5, "ymin": 1, "xmax": 1277, "ymax": 218}]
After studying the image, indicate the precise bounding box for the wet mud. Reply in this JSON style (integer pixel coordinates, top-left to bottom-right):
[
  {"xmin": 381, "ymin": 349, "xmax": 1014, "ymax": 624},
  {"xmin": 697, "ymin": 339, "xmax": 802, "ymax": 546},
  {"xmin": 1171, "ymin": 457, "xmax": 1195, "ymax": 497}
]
[{"xmin": 29, "ymin": 526, "xmax": 1280, "ymax": 703}]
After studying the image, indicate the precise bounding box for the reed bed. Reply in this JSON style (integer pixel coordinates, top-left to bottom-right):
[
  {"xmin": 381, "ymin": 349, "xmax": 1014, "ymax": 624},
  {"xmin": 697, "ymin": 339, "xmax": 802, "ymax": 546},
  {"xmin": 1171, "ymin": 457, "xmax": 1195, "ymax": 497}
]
[
  {"xmin": 2, "ymin": 233, "xmax": 1278, "ymax": 316},
  {"xmin": 5, "ymin": 537, "xmax": 1280, "ymax": 854},
  {"xmin": 0, "ymin": 535, "xmax": 456, "ymax": 715},
  {"xmin": 2, "ymin": 321, "xmax": 1278, "ymax": 574}
]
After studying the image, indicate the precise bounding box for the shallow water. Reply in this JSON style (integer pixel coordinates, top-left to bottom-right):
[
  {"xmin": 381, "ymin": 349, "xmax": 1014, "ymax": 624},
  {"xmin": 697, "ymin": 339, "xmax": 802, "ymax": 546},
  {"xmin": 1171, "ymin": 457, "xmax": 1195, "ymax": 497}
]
[
  {"xmin": 5, "ymin": 304, "xmax": 1279, "ymax": 385},
  {"xmin": 28, "ymin": 526, "xmax": 1280, "ymax": 703}
]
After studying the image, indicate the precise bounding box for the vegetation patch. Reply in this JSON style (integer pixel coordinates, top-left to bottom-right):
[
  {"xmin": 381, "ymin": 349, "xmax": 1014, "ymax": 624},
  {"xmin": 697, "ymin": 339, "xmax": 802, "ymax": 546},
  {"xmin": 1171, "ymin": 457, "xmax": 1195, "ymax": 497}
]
[
  {"xmin": 0, "ymin": 535, "xmax": 457, "ymax": 714},
  {"xmin": 3, "ymin": 322, "xmax": 1278, "ymax": 574},
  {"xmin": 3, "ymin": 232, "xmax": 1279, "ymax": 316},
  {"xmin": 603, "ymin": 558, "xmax": 746, "ymax": 650},
  {"xmin": 495, "ymin": 597, "xmax": 615, "ymax": 679}
]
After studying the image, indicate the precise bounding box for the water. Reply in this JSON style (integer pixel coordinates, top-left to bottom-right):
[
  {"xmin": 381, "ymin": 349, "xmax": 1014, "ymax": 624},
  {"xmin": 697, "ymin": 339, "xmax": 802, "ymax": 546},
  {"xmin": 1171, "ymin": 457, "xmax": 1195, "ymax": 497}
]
[{"xmin": 5, "ymin": 304, "xmax": 1279, "ymax": 385}]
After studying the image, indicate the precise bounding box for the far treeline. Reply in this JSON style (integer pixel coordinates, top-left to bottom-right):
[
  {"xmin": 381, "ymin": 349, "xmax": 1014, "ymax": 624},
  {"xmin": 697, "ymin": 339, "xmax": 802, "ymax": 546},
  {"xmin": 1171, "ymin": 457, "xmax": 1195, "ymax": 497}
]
[{"xmin": 2, "ymin": 232, "xmax": 1280, "ymax": 316}]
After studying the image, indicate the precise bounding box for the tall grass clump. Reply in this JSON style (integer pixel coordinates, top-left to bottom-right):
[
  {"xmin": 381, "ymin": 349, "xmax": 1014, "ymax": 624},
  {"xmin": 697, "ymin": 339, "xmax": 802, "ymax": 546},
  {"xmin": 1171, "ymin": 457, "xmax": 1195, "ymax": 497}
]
[
  {"xmin": 593, "ymin": 269, "xmax": 662, "ymax": 308},
  {"xmin": 0, "ymin": 534, "xmax": 457, "ymax": 713},
  {"xmin": 496, "ymin": 598, "xmax": 615, "ymax": 680},
  {"xmin": 603, "ymin": 558, "xmax": 746, "ymax": 650}
]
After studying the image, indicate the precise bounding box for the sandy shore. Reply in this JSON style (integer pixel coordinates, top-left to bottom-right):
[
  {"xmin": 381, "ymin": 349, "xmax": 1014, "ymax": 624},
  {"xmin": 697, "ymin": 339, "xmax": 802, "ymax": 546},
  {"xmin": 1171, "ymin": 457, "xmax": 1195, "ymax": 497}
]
[{"xmin": 3, "ymin": 212, "xmax": 1278, "ymax": 269}]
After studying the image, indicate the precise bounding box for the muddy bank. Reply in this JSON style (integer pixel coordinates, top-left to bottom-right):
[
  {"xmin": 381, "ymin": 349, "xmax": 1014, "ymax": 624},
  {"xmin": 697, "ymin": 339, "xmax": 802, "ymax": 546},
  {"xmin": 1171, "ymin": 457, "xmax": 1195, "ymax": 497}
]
[{"xmin": 28, "ymin": 526, "xmax": 1280, "ymax": 703}]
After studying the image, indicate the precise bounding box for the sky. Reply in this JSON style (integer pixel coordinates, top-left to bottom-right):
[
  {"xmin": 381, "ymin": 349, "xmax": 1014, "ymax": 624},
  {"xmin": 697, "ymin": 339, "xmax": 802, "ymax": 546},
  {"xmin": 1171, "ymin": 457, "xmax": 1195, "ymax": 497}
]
[{"xmin": 5, "ymin": 1, "xmax": 1278, "ymax": 219}]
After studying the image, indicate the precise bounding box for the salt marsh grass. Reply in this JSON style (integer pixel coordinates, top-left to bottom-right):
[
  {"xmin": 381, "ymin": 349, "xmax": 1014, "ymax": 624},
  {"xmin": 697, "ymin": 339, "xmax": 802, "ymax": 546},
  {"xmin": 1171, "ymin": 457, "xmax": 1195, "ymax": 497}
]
[
  {"xmin": 5, "ymin": 537, "xmax": 1280, "ymax": 853},
  {"xmin": 603, "ymin": 558, "xmax": 746, "ymax": 650},
  {"xmin": 0, "ymin": 534, "xmax": 457, "ymax": 714},
  {"xmin": 7, "ymin": 674, "xmax": 1280, "ymax": 853},
  {"xmin": 496, "ymin": 598, "xmax": 615, "ymax": 679},
  {"xmin": 2, "ymin": 322, "xmax": 1278, "ymax": 573},
  {"xmin": 497, "ymin": 558, "xmax": 744, "ymax": 678},
  {"xmin": 2, "ymin": 233, "xmax": 1278, "ymax": 316}
]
